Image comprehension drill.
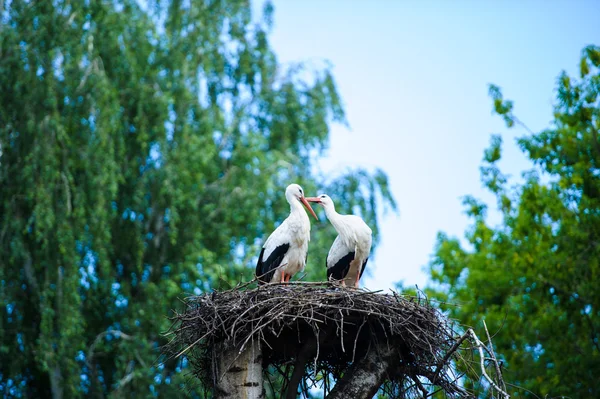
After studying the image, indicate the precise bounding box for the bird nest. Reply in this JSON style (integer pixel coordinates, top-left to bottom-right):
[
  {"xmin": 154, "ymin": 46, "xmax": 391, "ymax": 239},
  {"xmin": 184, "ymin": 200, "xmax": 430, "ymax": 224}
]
[{"xmin": 164, "ymin": 282, "xmax": 475, "ymax": 398}]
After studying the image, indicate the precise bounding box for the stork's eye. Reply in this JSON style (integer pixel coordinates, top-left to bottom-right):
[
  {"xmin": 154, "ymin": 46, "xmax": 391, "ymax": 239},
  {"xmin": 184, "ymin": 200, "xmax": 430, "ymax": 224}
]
[{"xmin": 320, "ymin": 195, "xmax": 326, "ymax": 199}]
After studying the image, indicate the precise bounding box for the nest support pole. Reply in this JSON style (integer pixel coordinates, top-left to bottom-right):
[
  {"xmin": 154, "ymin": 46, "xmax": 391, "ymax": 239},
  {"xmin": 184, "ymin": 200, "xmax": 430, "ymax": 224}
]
[{"xmin": 214, "ymin": 340, "xmax": 263, "ymax": 399}]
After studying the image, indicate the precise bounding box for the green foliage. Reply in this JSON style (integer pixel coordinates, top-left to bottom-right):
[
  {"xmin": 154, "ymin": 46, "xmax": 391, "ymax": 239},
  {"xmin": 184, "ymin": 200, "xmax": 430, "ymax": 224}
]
[
  {"xmin": 428, "ymin": 45, "xmax": 600, "ymax": 398},
  {"xmin": 0, "ymin": 1, "xmax": 395, "ymax": 397}
]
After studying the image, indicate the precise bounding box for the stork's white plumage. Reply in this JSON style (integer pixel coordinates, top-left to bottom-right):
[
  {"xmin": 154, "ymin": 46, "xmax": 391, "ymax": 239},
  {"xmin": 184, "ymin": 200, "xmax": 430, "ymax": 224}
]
[
  {"xmin": 256, "ymin": 184, "xmax": 318, "ymax": 284},
  {"xmin": 306, "ymin": 194, "xmax": 372, "ymax": 288}
]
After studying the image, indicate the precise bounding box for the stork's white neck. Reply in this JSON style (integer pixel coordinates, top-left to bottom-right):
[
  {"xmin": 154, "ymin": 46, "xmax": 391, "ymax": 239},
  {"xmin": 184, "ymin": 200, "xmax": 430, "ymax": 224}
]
[
  {"xmin": 323, "ymin": 205, "xmax": 345, "ymax": 233},
  {"xmin": 324, "ymin": 205, "xmax": 357, "ymax": 251},
  {"xmin": 286, "ymin": 195, "xmax": 311, "ymax": 240},
  {"xmin": 286, "ymin": 193, "xmax": 309, "ymax": 221},
  {"xmin": 289, "ymin": 197, "xmax": 305, "ymax": 215}
]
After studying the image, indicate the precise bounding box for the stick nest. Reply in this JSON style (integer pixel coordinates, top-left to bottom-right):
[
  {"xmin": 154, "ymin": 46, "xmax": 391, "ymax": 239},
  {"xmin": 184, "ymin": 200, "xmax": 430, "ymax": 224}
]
[{"xmin": 164, "ymin": 282, "xmax": 472, "ymax": 398}]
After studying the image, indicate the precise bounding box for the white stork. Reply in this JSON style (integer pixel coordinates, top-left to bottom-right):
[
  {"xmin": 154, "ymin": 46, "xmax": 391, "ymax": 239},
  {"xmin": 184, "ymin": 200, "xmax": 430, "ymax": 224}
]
[
  {"xmin": 306, "ymin": 194, "xmax": 372, "ymax": 288},
  {"xmin": 255, "ymin": 184, "xmax": 318, "ymax": 284}
]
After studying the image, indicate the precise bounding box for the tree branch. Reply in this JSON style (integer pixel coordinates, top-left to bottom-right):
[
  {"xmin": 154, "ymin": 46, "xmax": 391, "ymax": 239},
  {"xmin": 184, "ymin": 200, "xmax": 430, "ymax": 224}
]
[
  {"xmin": 431, "ymin": 329, "xmax": 471, "ymax": 385},
  {"xmin": 468, "ymin": 328, "xmax": 509, "ymax": 398},
  {"xmin": 483, "ymin": 320, "xmax": 507, "ymax": 394},
  {"xmin": 285, "ymin": 329, "xmax": 329, "ymax": 399},
  {"xmin": 86, "ymin": 330, "xmax": 133, "ymax": 369},
  {"xmin": 23, "ymin": 252, "xmax": 40, "ymax": 300},
  {"xmin": 326, "ymin": 341, "xmax": 397, "ymax": 399}
]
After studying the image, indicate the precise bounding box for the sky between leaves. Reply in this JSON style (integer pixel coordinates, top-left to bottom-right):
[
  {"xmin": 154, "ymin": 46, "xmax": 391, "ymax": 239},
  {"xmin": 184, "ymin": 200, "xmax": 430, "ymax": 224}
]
[{"xmin": 252, "ymin": 0, "xmax": 600, "ymax": 290}]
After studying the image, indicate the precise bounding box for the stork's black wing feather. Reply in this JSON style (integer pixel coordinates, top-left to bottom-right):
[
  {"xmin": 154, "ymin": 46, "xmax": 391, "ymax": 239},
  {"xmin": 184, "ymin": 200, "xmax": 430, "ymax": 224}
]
[
  {"xmin": 327, "ymin": 251, "xmax": 355, "ymax": 281},
  {"xmin": 256, "ymin": 247, "xmax": 266, "ymax": 279},
  {"xmin": 256, "ymin": 243, "xmax": 290, "ymax": 284}
]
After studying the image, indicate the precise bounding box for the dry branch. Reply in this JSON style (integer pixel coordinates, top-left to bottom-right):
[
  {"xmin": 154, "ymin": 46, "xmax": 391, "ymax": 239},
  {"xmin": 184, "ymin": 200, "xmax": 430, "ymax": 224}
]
[{"xmin": 469, "ymin": 328, "xmax": 510, "ymax": 398}]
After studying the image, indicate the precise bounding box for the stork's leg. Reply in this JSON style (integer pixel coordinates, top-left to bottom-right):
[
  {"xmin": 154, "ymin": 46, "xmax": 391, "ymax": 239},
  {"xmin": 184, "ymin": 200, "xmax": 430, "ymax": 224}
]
[
  {"xmin": 280, "ymin": 269, "xmax": 285, "ymax": 283},
  {"xmin": 355, "ymin": 273, "xmax": 360, "ymax": 289},
  {"xmin": 285, "ymin": 274, "xmax": 291, "ymax": 283}
]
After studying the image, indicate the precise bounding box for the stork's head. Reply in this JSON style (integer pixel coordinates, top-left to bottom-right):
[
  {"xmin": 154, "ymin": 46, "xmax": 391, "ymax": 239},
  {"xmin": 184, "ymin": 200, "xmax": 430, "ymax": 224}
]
[
  {"xmin": 285, "ymin": 184, "xmax": 318, "ymax": 220},
  {"xmin": 305, "ymin": 194, "xmax": 335, "ymax": 210}
]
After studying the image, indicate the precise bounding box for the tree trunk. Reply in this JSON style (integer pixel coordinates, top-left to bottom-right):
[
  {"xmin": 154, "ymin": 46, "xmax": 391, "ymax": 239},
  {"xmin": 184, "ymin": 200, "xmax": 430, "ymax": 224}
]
[
  {"xmin": 49, "ymin": 364, "xmax": 63, "ymax": 399},
  {"xmin": 215, "ymin": 341, "xmax": 263, "ymax": 399},
  {"xmin": 326, "ymin": 342, "xmax": 396, "ymax": 399}
]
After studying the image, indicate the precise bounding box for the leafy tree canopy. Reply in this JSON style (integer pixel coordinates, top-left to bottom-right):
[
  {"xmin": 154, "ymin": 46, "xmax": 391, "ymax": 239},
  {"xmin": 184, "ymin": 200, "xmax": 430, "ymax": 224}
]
[
  {"xmin": 428, "ymin": 45, "xmax": 600, "ymax": 398},
  {"xmin": 0, "ymin": 0, "xmax": 395, "ymax": 397}
]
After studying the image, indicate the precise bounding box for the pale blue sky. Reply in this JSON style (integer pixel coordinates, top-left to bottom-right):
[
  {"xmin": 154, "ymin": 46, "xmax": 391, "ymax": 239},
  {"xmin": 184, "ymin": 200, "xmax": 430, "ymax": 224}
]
[{"xmin": 257, "ymin": 0, "xmax": 600, "ymax": 290}]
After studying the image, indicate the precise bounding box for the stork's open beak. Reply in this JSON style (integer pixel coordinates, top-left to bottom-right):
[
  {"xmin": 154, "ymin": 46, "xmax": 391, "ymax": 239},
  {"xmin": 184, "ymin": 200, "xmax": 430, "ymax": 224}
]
[{"xmin": 300, "ymin": 196, "xmax": 319, "ymax": 220}]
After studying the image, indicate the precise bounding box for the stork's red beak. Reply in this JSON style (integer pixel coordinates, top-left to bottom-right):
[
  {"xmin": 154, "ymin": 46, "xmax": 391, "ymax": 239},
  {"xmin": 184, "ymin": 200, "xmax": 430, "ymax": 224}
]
[
  {"xmin": 304, "ymin": 197, "xmax": 322, "ymax": 204},
  {"xmin": 300, "ymin": 196, "xmax": 319, "ymax": 220}
]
